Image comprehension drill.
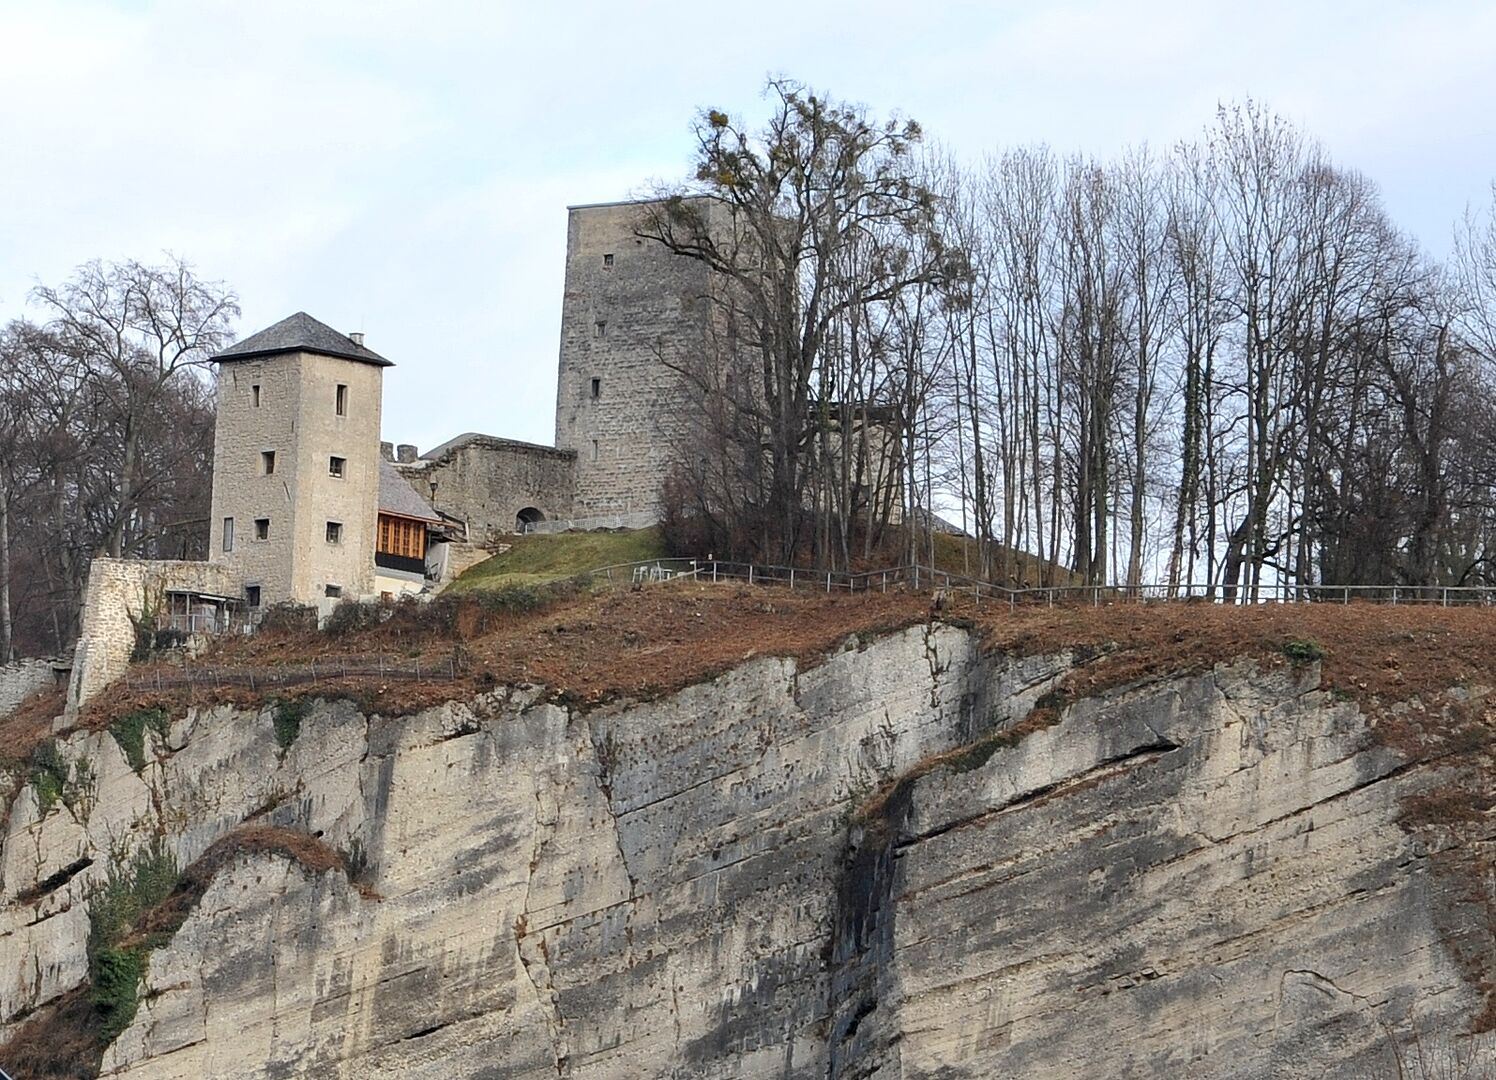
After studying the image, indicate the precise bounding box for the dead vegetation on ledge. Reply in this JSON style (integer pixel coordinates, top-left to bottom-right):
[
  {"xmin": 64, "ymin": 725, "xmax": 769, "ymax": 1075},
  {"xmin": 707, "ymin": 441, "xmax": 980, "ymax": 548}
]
[{"xmin": 0, "ymin": 825, "xmax": 372, "ymax": 1079}]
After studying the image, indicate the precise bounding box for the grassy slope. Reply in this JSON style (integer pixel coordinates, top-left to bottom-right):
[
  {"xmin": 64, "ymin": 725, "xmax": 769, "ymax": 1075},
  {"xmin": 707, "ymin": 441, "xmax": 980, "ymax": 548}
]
[
  {"xmin": 930, "ymin": 532, "xmax": 1083, "ymax": 588},
  {"xmin": 448, "ymin": 528, "xmax": 666, "ymax": 591}
]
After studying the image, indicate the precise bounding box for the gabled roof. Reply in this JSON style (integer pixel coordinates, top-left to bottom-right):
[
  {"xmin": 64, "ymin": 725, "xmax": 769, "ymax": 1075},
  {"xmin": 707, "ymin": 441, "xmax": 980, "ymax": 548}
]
[
  {"xmin": 378, "ymin": 459, "xmax": 442, "ymax": 523},
  {"xmin": 213, "ymin": 312, "xmax": 393, "ymax": 367}
]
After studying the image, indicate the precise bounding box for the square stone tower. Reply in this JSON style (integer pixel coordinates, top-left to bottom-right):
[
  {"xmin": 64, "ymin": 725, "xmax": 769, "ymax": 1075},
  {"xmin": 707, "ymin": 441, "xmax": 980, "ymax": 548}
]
[
  {"xmin": 207, "ymin": 312, "xmax": 389, "ymax": 607},
  {"xmin": 553, "ymin": 200, "xmax": 713, "ymax": 517}
]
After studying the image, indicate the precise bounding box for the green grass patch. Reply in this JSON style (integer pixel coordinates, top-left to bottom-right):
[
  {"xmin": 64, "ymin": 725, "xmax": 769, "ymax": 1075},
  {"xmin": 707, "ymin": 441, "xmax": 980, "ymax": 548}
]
[
  {"xmin": 109, "ymin": 708, "xmax": 170, "ymax": 773},
  {"xmin": 271, "ymin": 698, "xmax": 311, "ymax": 752},
  {"xmin": 29, "ymin": 741, "xmax": 68, "ymax": 814},
  {"xmin": 449, "ymin": 528, "xmax": 665, "ymax": 593},
  {"xmin": 87, "ymin": 838, "xmax": 179, "ymax": 1042},
  {"xmin": 1282, "ymin": 638, "xmax": 1327, "ymax": 665}
]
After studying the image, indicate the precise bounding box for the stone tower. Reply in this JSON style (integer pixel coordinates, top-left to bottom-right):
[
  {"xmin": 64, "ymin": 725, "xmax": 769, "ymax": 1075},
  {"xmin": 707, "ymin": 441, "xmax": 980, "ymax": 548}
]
[
  {"xmin": 554, "ymin": 200, "xmax": 712, "ymax": 517},
  {"xmin": 207, "ymin": 312, "xmax": 389, "ymax": 607}
]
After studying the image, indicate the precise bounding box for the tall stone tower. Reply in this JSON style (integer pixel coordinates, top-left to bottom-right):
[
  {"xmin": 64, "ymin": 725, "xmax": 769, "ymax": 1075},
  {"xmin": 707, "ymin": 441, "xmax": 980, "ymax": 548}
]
[
  {"xmin": 554, "ymin": 200, "xmax": 712, "ymax": 517},
  {"xmin": 207, "ymin": 312, "xmax": 389, "ymax": 607}
]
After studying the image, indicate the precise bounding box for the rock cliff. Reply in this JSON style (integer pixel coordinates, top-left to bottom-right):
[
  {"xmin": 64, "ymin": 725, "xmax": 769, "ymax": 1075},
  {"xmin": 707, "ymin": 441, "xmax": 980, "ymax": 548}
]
[{"xmin": 0, "ymin": 620, "xmax": 1489, "ymax": 1077}]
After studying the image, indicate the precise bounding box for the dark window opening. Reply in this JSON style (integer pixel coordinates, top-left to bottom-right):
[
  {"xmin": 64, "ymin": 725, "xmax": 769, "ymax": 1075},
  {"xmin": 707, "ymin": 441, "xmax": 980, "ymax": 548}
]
[
  {"xmin": 262, "ymin": 450, "xmax": 276, "ymax": 475},
  {"xmin": 222, "ymin": 517, "xmax": 234, "ymax": 553},
  {"xmin": 335, "ymin": 384, "xmax": 348, "ymax": 416},
  {"xmin": 590, "ymin": 377, "xmax": 601, "ymax": 399},
  {"xmin": 329, "ymin": 456, "xmax": 346, "ymax": 478},
  {"xmin": 594, "ymin": 320, "xmax": 606, "ymax": 338},
  {"xmin": 254, "ymin": 518, "xmax": 270, "ymax": 541},
  {"xmin": 603, "ymin": 253, "xmax": 614, "ymax": 268},
  {"xmin": 325, "ymin": 584, "xmax": 342, "ymax": 599},
  {"xmin": 326, "ymin": 521, "xmax": 342, "ymax": 544},
  {"xmin": 252, "ymin": 384, "xmax": 261, "ymax": 407},
  {"xmin": 245, "ymin": 585, "xmax": 262, "ymax": 608},
  {"xmin": 591, "ymin": 439, "xmax": 599, "ymax": 461}
]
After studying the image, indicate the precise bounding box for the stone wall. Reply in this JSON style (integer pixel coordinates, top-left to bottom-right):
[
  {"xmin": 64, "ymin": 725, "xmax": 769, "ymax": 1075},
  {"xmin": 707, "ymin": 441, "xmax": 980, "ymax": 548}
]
[
  {"xmin": 66, "ymin": 559, "xmax": 241, "ymax": 716},
  {"xmin": 554, "ymin": 201, "xmax": 709, "ymax": 516},
  {"xmin": 0, "ymin": 659, "xmax": 62, "ymax": 720},
  {"xmin": 2, "ymin": 626, "xmax": 1487, "ymax": 1077},
  {"xmin": 394, "ymin": 433, "xmax": 576, "ymax": 547},
  {"xmin": 208, "ymin": 351, "xmax": 382, "ymax": 606}
]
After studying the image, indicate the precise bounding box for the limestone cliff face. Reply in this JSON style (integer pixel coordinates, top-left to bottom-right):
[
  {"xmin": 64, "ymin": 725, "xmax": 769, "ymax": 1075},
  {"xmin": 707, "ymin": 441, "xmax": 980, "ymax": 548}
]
[{"xmin": 0, "ymin": 624, "xmax": 1485, "ymax": 1078}]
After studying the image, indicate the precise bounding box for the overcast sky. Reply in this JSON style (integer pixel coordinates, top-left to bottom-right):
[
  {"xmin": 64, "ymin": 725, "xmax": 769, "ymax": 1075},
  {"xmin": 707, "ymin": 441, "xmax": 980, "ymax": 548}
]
[{"xmin": 2, "ymin": 0, "xmax": 1493, "ymax": 451}]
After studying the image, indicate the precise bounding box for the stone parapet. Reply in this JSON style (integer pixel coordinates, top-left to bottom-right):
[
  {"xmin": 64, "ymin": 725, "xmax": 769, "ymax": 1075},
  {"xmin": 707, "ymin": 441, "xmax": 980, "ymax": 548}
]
[{"xmin": 66, "ymin": 559, "xmax": 241, "ymax": 717}]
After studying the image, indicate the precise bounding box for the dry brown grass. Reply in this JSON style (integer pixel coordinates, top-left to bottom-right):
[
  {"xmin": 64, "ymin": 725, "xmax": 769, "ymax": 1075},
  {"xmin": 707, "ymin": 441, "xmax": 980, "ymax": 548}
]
[{"xmin": 0, "ymin": 686, "xmax": 65, "ymax": 769}]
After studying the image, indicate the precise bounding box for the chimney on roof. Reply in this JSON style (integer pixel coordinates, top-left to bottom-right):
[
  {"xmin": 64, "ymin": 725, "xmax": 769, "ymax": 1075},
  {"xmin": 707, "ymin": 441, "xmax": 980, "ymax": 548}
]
[
  {"xmin": 348, "ymin": 331, "xmax": 365, "ymax": 347},
  {"xmin": 380, "ymin": 441, "xmax": 394, "ymax": 462},
  {"xmin": 397, "ymin": 444, "xmax": 418, "ymax": 464}
]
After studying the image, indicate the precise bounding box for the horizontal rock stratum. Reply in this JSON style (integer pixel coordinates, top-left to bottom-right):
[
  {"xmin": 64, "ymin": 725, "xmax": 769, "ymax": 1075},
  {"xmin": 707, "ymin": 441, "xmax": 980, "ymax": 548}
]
[{"xmin": 0, "ymin": 599, "xmax": 1492, "ymax": 1078}]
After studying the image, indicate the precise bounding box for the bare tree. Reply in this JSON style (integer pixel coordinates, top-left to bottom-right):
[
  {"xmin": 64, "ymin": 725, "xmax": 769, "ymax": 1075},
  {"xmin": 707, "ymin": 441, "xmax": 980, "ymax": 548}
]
[
  {"xmin": 31, "ymin": 256, "xmax": 237, "ymax": 559},
  {"xmin": 638, "ymin": 78, "xmax": 964, "ymax": 566}
]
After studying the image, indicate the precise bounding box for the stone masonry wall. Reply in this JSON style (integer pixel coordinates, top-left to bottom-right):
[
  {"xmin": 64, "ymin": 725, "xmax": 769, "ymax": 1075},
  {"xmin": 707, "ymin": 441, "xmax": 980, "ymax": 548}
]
[
  {"xmin": 65, "ymin": 559, "xmax": 241, "ymax": 716},
  {"xmin": 291, "ymin": 353, "xmax": 382, "ymax": 601},
  {"xmin": 0, "ymin": 659, "xmax": 60, "ymax": 720},
  {"xmin": 554, "ymin": 202, "xmax": 710, "ymax": 516},
  {"xmin": 208, "ymin": 351, "xmax": 382, "ymax": 606},
  {"xmin": 397, "ymin": 434, "xmax": 576, "ymax": 546}
]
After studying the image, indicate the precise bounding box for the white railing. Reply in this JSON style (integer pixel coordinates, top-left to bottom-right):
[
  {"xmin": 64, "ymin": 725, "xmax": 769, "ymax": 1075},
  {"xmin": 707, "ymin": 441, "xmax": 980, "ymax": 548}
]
[{"xmin": 581, "ymin": 559, "xmax": 1496, "ymax": 607}]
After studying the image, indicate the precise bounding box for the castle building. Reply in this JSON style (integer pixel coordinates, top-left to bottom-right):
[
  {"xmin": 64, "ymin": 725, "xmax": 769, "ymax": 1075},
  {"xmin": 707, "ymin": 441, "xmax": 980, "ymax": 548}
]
[
  {"xmin": 206, "ymin": 312, "xmax": 441, "ymax": 609},
  {"xmin": 553, "ymin": 200, "xmax": 709, "ymax": 517}
]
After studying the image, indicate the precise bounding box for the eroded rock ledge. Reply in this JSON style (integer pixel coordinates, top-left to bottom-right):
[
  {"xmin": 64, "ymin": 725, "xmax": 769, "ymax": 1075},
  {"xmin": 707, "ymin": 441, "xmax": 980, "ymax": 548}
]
[{"xmin": 0, "ymin": 623, "xmax": 1488, "ymax": 1078}]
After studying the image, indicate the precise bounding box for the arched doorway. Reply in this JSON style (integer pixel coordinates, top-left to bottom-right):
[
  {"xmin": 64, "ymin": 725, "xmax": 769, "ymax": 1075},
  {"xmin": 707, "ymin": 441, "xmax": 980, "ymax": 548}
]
[{"xmin": 516, "ymin": 507, "xmax": 545, "ymax": 533}]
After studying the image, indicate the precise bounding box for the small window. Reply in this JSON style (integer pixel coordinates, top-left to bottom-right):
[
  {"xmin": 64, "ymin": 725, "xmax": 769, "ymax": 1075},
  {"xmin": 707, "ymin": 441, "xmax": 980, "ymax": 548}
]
[
  {"xmin": 324, "ymin": 584, "xmax": 342, "ymax": 599},
  {"xmin": 254, "ymin": 518, "xmax": 270, "ymax": 541},
  {"xmin": 222, "ymin": 517, "xmax": 234, "ymax": 553},
  {"xmin": 252, "ymin": 384, "xmax": 261, "ymax": 408},
  {"xmin": 245, "ymin": 585, "xmax": 261, "ymax": 608},
  {"xmin": 591, "ymin": 377, "xmax": 601, "ymax": 399},
  {"xmin": 591, "ymin": 439, "xmax": 599, "ymax": 461},
  {"xmin": 326, "ymin": 521, "xmax": 342, "ymax": 544},
  {"xmin": 594, "ymin": 320, "xmax": 606, "ymax": 338},
  {"xmin": 335, "ymin": 384, "xmax": 348, "ymax": 416},
  {"xmin": 603, "ymin": 253, "xmax": 614, "ymax": 269},
  {"xmin": 329, "ymin": 456, "xmax": 346, "ymax": 478},
  {"xmin": 261, "ymin": 450, "xmax": 276, "ymax": 475}
]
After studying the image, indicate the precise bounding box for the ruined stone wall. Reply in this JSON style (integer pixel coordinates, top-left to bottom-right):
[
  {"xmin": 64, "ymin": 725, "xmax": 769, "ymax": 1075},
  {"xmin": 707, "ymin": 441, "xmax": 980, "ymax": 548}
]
[
  {"xmin": 65, "ymin": 559, "xmax": 241, "ymax": 715},
  {"xmin": 397, "ymin": 434, "xmax": 576, "ymax": 546},
  {"xmin": 208, "ymin": 351, "xmax": 381, "ymax": 606},
  {"xmin": 4, "ymin": 626, "xmax": 1488, "ymax": 1078},
  {"xmin": 0, "ymin": 659, "xmax": 60, "ymax": 719},
  {"xmin": 554, "ymin": 202, "xmax": 709, "ymax": 516}
]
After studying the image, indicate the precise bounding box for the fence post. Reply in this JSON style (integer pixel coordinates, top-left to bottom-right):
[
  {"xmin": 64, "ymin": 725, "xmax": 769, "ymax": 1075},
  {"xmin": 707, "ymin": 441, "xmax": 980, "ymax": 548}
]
[
  {"xmin": 790, "ymin": 568, "xmax": 795, "ymax": 590},
  {"xmin": 826, "ymin": 571, "xmax": 832, "ymax": 594},
  {"xmin": 749, "ymin": 565, "xmax": 754, "ymax": 586}
]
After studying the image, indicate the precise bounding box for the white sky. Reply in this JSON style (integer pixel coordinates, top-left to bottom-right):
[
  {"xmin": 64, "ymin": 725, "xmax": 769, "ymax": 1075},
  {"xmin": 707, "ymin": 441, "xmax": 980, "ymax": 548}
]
[{"xmin": 2, "ymin": 0, "xmax": 1493, "ymax": 451}]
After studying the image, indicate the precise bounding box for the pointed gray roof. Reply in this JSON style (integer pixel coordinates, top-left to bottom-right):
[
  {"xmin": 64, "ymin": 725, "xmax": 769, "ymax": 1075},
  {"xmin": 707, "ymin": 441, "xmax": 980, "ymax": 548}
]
[
  {"xmin": 214, "ymin": 311, "xmax": 393, "ymax": 367},
  {"xmin": 378, "ymin": 459, "xmax": 442, "ymax": 522}
]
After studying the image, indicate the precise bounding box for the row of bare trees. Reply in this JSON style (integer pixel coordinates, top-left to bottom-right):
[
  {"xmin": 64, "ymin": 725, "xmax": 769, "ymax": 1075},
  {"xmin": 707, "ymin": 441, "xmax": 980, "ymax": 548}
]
[
  {"xmin": 0, "ymin": 258, "xmax": 237, "ymax": 660},
  {"xmin": 648, "ymin": 83, "xmax": 1496, "ymax": 597}
]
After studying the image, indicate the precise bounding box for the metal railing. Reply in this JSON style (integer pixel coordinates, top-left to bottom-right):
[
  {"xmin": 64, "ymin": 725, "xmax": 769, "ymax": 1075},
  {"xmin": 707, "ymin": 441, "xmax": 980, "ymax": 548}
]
[
  {"xmin": 581, "ymin": 559, "xmax": 1496, "ymax": 608},
  {"xmin": 124, "ymin": 652, "xmax": 462, "ymax": 693}
]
